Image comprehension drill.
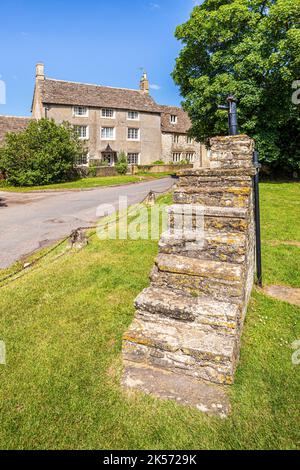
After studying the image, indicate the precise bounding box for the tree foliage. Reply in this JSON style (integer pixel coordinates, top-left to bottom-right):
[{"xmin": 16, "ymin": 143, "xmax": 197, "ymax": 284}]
[
  {"xmin": 0, "ymin": 119, "xmax": 84, "ymax": 186},
  {"xmin": 173, "ymin": 0, "xmax": 300, "ymax": 171}
]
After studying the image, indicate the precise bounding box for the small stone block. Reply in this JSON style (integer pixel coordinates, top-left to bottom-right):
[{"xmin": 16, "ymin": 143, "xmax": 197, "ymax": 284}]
[{"xmin": 122, "ymin": 362, "xmax": 231, "ymax": 418}]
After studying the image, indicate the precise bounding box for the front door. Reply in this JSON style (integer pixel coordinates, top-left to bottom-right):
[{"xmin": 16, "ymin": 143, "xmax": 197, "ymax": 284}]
[{"xmin": 102, "ymin": 152, "xmax": 116, "ymax": 166}]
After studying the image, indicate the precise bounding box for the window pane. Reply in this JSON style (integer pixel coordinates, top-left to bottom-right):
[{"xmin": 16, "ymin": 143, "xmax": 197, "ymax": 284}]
[
  {"xmin": 128, "ymin": 111, "xmax": 139, "ymax": 120},
  {"xmin": 76, "ymin": 153, "xmax": 88, "ymax": 165},
  {"xmin": 75, "ymin": 125, "xmax": 88, "ymax": 138},
  {"xmin": 172, "ymin": 152, "xmax": 181, "ymax": 163},
  {"xmin": 186, "ymin": 152, "xmax": 195, "ymax": 162},
  {"xmin": 101, "ymin": 127, "xmax": 114, "ymax": 139},
  {"xmin": 128, "ymin": 128, "xmax": 139, "ymax": 139},
  {"xmin": 127, "ymin": 153, "xmax": 139, "ymax": 164},
  {"xmin": 74, "ymin": 107, "xmax": 88, "ymax": 116},
  {"xmin": 102, "ymin": 108, "xmax": 114, "ymax": 118}
]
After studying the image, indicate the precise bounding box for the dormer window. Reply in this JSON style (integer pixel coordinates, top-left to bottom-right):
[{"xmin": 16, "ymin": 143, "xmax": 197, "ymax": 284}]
[
  {"xmin": 73, "ymin": 106, "xmax": 88, "ymax": 117},
  {"xmin": 102, "ymin": 108, "xmax": 115, "ymax": 118},
  {"xmin": 170, "ymin": 115, "xmax": 177, "ymax": 124}
]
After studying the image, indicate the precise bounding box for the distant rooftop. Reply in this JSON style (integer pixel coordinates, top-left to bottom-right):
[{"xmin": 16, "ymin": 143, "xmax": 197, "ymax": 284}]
[
  {"xmin": 160, "ymin": 105, "xmax": 192, "ymax": 134},
  {"xmin": 0, "ymin": 115, "xmax": 32, "ymax": 143}
]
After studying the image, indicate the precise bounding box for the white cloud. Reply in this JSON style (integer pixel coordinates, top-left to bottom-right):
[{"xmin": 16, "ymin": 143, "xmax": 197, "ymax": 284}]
[
  {"xmin": 149, "ymin": 2, "xmax": 160, "ymax": 10},
  {"xmin": 149, "ymin": 84, "xmax": 161, "ymax": 90}
]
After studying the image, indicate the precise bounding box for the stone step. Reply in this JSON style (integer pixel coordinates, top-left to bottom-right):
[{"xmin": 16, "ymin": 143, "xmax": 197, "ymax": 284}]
[
  {"xmin": 135, "ymin": 286, "xmax": 240, "ymax": 332},
  {"xmin": 177, "ymin": 171, "xmax": 254, "ymax": 189},
  {"xmin": 159, "ymin": 230, "xmax": 246, "ymax": 264},
  {"xmin": 150, "ymin": 254, "xmax": 244, "ymax": 303},
  {"xmin": 167, "ymin": 204, "xmax": 250, "ymax": 233},
  {"xmin": 122, "ymin": 362, "xmax": 231, "ymax": 417},
  {"xmin": 177, "ymin": 167, "xmax": 255, "ymax": 178},
  {"xmin": 123, "ymin": 314, "xmax": 239, "ymax": 385},
  {"xmin": 156, "ymin": 253, "xmax": 243, "ymax": 280},
  {"xmin": 173, "ymin": 185, "xmax": 252, "ymax": 208},
  {"xmin": 150, "ymin": 268, "xmax": 243, "ymax": 304}
]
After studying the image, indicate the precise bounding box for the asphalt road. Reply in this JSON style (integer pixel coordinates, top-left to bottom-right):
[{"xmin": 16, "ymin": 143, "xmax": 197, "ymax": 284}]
[{"xmin": 0, "ymin": 177, "xmax": 173, "ymax": 268}]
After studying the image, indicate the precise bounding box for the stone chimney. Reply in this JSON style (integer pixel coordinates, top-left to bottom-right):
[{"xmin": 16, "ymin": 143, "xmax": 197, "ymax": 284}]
[
  {"xmin": 36, "ymin": 63, "xmax": 45, "ymax": 81},
  {"xmin": 140, "ymin": 72, "xmax": 149, "ymax": 94}
]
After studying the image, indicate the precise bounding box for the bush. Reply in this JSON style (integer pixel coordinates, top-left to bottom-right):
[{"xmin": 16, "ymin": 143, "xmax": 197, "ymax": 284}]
[
  {"xmin": 0, "ymin": 119, "xmax": 84, "ymax": 186},
  {"xmin": 88, "ymin": 165, "xmax": 98, "ymax": 178},
  {"xmin": 151, "ymin": 160, "xmax": 164, "ymax": 165},
  {"xmin": 115, "ymin": 151, "xmax": 128, "ymax": 175}
]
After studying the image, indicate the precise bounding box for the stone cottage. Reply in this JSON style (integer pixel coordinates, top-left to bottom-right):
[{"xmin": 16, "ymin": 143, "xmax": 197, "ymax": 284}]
[{"xmin": 0, "ymin": 64, "xmax": 209, "ymax": 167}]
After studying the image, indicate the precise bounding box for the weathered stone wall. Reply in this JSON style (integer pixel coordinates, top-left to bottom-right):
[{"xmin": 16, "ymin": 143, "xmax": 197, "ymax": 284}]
[
  {"xmin": 209, "ymin": 135, "xmax": 254, "ymax": 169},
  {"xmin": 135, "ymin": 163, "xmax": 193, "ymax": 174},
  {"xmin": 122, "ymin": 134, "xmax": 255, "ymax": 416},
  {"xmin": 78, "ymin": 164, "xmax": 119, "ymax": 177}
]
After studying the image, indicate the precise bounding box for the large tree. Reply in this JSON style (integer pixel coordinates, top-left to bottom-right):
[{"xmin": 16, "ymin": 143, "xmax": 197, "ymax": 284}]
[
  {"xmin": 0, "ymin": 119, "xmax": 84, "ymax": 186},
  {"xmin": 173, "ymin": 0, "xmax": 300, "ymax": 171}
]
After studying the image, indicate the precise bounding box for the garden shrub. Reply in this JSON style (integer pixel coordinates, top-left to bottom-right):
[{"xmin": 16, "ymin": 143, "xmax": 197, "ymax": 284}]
[{"xmin": 0, "ymin": 118, "xmax": 84, "ymax": 186}]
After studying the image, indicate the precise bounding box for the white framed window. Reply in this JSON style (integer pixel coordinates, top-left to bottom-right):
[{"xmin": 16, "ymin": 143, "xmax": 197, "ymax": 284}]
[
  {"xmin": 172, "ymin": 134, "xmax": 179, "ymax": 143},
  {"xmin": 127, "ymin": 153, "xmax": 139, "ymax": 165},
  {"xmin": 127, "ymin": 128, "xmax": 140, "ymax": 140},
  {"xmin": 73, "ymin": 106, "xmax": 88, "ymax": 117},
  {"xmin": 186, "ymin": 152, "xmax": 196, "ymax": 163},
  {"xmin": 101, "ymin": 108, "xmax": 115, "ymax": 118},
  {"xmin": 170, "ymin": 115, "xmax": 177, "ymax": 124},
  {"xmin": 101, "ymin": 127, "xmax": 115, "ymax": 140},
  {"xmin": 186, "ymin": 136, "xmax": 193, "ymax": 144},
  {"xmin": 74, "ymin": 125, "xmax": 89, "ymax": 140},
  {"xmin": 76, "ymin": 152, "xmax": 89, "ymax": 166},
  {"xmin": 127, "ymin": 111, "xmax": 139, "ymax": 120},
  {"xmin": 172, "ymin": 152, "xmax": 181, "ymax": 163}
]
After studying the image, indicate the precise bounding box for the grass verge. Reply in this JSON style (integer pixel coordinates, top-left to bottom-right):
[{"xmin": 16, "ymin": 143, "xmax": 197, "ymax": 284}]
[{"xmin": 0, "ymin": 173, "xmax": 173, "ymax": 192}]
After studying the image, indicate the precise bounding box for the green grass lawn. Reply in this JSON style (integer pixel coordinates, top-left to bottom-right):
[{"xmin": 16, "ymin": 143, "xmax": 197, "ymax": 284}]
[
  {"xmin": 0, "ymin": 183, "xmax": 299, "ymax": 449},
  {"xmin": 0, "ymin": 172, "xmax": 172, "ymax": 192},
  {"xmin": 260, "ymin": 182, "xmax": 300, "ymax": 288}
]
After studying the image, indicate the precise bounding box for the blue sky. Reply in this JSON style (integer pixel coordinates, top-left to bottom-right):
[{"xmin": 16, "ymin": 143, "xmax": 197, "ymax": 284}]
[{"xmin": 0, "ymin": 0, "xmax": 198, "ymax": 116}]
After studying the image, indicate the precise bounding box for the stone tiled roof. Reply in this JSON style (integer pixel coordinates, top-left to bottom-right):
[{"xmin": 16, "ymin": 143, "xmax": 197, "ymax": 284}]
[
  {"xmin": 38, "ymin": 79, "xmax": 161, "ymax": 113},
  {"xmin": 160, "ymin": 105, "xmax": 192, "ymax": 134},
  {"xmin": 0, "ymin": 116, "xmax": 32, "ymax": 143}
]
